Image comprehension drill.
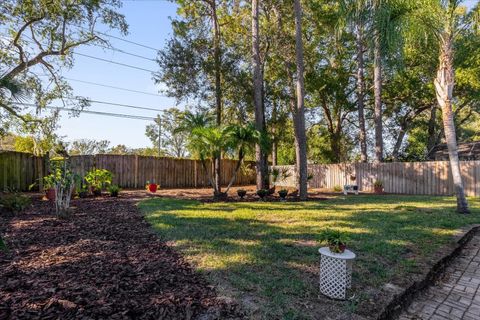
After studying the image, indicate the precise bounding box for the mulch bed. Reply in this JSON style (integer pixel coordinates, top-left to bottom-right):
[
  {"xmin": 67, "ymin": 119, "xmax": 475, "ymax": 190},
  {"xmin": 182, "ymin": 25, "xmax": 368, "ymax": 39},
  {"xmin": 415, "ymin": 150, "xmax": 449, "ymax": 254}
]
[{"xmin": 0, "ymin": 193, "xmax": 242, "ymax": 320}]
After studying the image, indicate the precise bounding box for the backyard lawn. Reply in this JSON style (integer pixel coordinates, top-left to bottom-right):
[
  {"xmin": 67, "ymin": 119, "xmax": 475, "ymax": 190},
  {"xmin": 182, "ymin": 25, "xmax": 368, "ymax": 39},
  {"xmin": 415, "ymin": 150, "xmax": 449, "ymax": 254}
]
[{"xmin": 140, "ymin": 195, "xmax": 480, "ymax": 319}]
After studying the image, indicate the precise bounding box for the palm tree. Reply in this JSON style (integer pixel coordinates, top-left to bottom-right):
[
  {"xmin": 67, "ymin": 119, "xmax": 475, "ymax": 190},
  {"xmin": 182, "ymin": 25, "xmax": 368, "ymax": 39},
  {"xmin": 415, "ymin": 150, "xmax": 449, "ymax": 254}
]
[
  {"xmin": 339, "ymin": 0, "xmax": 370, "ymax": 162},
  {"xmin": 0, "ymin": 76, "xmax": 30, "ymax": 121},
  {"xmin": 189, "ymin": 126, "xmax": 225, "ymax": 196},
  {"xmin": 187, "ymin": 123, "xmax": 260, "ymax": 197},
  {"xmin": 293, "ymin": 0, "xmax": 308, "ymax": 200},
  {"xmin": 373, "ymin": 0, "xmax": 384, "ymax": 162},
  {"xmin": 174, "ymin": 110, "xmax": 215, "ymax": 134},
  {"xmin": 223, "ymin": 122, "xmax": 260, "ymax": 192},
  {"xmin": 410, "ymin": 0, "xmax": 477, "ymax": 213}
]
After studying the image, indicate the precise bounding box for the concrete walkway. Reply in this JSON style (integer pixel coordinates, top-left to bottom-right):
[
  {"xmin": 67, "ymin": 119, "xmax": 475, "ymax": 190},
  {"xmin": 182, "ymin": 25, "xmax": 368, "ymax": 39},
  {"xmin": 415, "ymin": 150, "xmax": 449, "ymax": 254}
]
[{"xmin": 399, "ymin": 234, "xmax": 480, "ymax": 320}]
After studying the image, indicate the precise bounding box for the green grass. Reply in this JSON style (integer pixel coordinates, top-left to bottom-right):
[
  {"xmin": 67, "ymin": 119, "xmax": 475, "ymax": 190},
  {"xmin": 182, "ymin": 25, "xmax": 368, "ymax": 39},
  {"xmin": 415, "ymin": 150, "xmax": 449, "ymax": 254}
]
[{"xmin": 140, "ymin": 195, "xmax": 480, "ymax": 319}]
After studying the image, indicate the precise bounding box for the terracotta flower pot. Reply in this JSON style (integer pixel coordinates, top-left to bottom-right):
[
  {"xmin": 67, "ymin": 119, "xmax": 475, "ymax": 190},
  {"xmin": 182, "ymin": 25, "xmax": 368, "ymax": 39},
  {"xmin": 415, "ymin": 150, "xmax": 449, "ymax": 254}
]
[
  {"xmin": 148, "ymin": 184, "xmax": 158, "ymax": 193},
  {"xmin": 374, "ymin": 186, "xmax": 383, "ymax": 194},
  {"xmin": 45, "ymin": 188, "xmax": 56, "ymax": 201}
]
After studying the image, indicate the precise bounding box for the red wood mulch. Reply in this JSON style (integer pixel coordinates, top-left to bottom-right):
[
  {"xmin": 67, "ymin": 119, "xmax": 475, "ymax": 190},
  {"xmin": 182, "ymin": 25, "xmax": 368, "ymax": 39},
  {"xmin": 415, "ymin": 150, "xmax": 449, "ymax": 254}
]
[{"xmin": 0, "ymin": 194, "xmax": 242, "ymax": 320}]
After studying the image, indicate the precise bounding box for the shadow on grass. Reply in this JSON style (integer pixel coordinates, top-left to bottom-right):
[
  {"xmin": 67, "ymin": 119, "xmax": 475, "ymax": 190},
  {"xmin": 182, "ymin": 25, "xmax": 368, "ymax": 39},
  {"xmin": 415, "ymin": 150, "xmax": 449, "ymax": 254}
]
[{"xmin": 140, "ymin": 196, "xmax": 480, "ymax": 319}]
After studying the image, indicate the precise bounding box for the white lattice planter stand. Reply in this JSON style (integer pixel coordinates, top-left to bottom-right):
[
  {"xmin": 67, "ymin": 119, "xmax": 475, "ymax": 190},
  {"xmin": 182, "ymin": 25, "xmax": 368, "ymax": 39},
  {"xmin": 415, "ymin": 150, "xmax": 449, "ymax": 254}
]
[{"xmin": 319, "ymin": 247, "xmax": 356, "ymax": 300}]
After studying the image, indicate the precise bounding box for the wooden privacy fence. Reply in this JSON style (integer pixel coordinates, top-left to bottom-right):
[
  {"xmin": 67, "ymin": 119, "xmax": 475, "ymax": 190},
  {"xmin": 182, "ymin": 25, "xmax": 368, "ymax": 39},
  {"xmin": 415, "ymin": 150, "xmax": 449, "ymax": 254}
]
[
  {"xmin": 0, "ymin": 151, "xmax": 255, "ymax": 191},
  {"xmin": 0, "ymin": 151, "xmax": 47, "ymax": 191},
  {"xmin": 69, "ymin": 155, "xmax": 255, "ymax": 189},
  {"xmin": 272, "ymin": 161, "xmax": 480, "ymax": 196}
]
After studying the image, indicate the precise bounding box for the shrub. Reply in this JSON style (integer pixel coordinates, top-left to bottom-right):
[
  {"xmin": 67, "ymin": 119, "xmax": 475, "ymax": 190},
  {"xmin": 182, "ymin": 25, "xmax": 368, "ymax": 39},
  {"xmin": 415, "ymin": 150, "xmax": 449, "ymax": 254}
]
[
  {"xmin": 256, "ymin": 189, "xmax": 268, "ymax": 199},
  {"xmin": 278, "ymin": 189, "xmax": 288, "ymax": 199},
  {"xmin": 333, "ymin": 185, "xmax": 342, "ymax": 192},
  {"xmin": 108, "ymin": 185, "xmax": 121, "ymax": 197},
  {"xmin": 374, "ymin": 180, "xmax": 383, "ymax": 188},
  {"xmin": 85, "ymin": 169, "xmax": 113, "ymax": 191},
  {"xmin": 237, "ymin": 189, "xmax": 247, "ymax": 199},
  {"xmin": 0, "ymin": 193, "xmax": 31, "ymax": 214}
]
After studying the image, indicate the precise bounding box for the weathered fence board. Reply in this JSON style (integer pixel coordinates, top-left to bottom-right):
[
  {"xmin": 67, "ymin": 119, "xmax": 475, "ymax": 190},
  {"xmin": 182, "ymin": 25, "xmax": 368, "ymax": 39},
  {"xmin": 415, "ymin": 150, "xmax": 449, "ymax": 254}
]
[
  {"xmin": 272, "ymin": 161, "xmax": 480, "ymax": 196},
  {"xmin": 0, "ymin": 151, "xmax": 46, "ymax": 191}
]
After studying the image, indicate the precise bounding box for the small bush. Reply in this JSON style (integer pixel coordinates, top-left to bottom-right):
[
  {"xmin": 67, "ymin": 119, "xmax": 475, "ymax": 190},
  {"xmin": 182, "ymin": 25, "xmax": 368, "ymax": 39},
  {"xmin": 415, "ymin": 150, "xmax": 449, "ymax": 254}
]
[
  {"xmin": 333, "ymin": 185, "xmax": 343, "ymax": 192},
  {"xmin": 256, "ymin": 189, "xmax": 268, "ymax": 199},
  {"xmin": 0, "ymin": 193, "xmax": 31, "ymax": 214},
  {"xmin": 108, "ymin": 185, "xmax": 121, "ymax": 197}
]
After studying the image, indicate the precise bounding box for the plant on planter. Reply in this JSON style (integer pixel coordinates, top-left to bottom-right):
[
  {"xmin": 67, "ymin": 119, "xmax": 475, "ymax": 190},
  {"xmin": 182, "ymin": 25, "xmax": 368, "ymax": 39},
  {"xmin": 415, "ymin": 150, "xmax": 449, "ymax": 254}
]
[
  {"xmin": 278, "ymin": 189, "xmax": 288, "ymax": 201},
  {"xmin": 43, "ymin": 174, "xmax": 56, "ymax": 200},
  {"xmin": 333, "ymin": 185, "xmax": 343, "ymax": 192},
  {"xmin": 256, "ymin": 189, "xmax": 268, "ymax": 200},
  {"xmin": 108, "ymin": 185, "xmax": 121, "ymax": 197},
  {"xmin": 237, "ymin": 189, "xmax": 247, "ymax": 199},
  {"xmin": 0, "ymin": 192, "xmax": 31, "ymax": 214},
  {"xmin": 373, "ymin": 180, "xmax": 383, "ymax": 194},
  {"xmin": 350, "ymin": 175, "xmax": 356, "ymax": 182},
  {"xmin": 146, "ymin": 181, "xmax": 159, "ymax": 193},
  {"xmin": 85, "ymin": 169, "xmax": 113, "ymax": 196},
  {"xmin": 319, "ymin": 229, "xmax": 349, "ymax": 254}
]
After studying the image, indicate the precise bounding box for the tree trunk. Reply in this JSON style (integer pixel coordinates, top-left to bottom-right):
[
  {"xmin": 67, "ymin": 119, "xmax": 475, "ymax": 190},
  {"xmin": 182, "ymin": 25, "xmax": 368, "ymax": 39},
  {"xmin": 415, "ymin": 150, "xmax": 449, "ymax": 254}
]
[
  {"xmin": 252, "ymin": 0, "xmax": 268, "ymax": 190},
  {"xmin": 427, "ymin": 106, "xmax": 438, "ymax": 153},
  {"xmin": 356, "ymin": 21, "xmax": 368, "ymax": 162},
  {"xmin": 293, "ymin": 0, "xmax": 308, "ymax": 201},
  {"xmin": 373, "ymin": 31, "xmax": 383, "ymax": 163},
  {"xmin": 211, "ymin": 0, "xmax": 222, "ymax": 194},
  {"xmin": 434, "ymin": 32, "xmax": 469, "ymax": 214},
  {"xmin": 271, "ymin": 99, "xmax": 278, "ymax": 166},
  {"xmin": 392, "ymin": 126, "xmax": 406, "ymax": 161}
]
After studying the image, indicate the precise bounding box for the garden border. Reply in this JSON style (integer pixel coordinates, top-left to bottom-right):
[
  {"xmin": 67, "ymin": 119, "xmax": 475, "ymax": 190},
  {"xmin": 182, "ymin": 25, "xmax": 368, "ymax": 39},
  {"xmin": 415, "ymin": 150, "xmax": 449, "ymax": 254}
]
[{"xmin": 377, "ymin": 224, "xmax": 480, "ymax": 320}]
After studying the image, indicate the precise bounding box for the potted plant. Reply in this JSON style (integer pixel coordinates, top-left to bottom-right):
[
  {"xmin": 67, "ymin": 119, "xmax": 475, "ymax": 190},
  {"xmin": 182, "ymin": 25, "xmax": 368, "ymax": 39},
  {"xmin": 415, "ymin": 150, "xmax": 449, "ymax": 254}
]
[
  {"xmin": 278, "ymin": 189, "xmax": 288, "ymax": 201},
  {"xmin": 146, "ymin": 181, "xmax": 158, "ymax": 193},
  {"xmin": 256, "ymin": 189, "xmax": 268, "ymax": 200},
  {"xmin": 43, "ymin": 175, "xmax": 56, "ymax": 201},
  {"xmin": 373, "ymin": 180, "xmax": 383, "ymax": 194},
  {"xmin": 237, "ymin": 189, "xmax": 247, "ymax": 199},
  {"xmin": 108, "ymin": 185, "xmax": 121, "ymax": 197},
  {"xmin": 350, "ymin": 175, "xmax": 356, "ymax": 182},
  {"xmin": 320, "ymin": 229, "xmax": 348, "ymax": 254}
]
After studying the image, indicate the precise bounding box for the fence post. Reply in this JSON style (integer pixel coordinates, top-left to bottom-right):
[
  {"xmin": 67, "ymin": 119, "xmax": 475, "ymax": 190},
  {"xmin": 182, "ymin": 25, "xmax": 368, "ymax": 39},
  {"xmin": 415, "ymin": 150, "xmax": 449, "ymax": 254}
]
[{"xmin": 134, "ymin": 155, "xmax": 139, "ymax": 189}]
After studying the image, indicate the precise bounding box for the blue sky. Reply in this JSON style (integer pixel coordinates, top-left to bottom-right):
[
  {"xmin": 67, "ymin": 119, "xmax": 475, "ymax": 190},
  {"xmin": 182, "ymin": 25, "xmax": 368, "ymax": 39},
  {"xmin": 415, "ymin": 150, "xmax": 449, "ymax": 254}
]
[
  {"xmin": 55, "ymin": 0, "xmax": 179, "ymax": 149},
  {"xmin": 50, "ymin": 0, "xmax": 478, "ymax": 149}
]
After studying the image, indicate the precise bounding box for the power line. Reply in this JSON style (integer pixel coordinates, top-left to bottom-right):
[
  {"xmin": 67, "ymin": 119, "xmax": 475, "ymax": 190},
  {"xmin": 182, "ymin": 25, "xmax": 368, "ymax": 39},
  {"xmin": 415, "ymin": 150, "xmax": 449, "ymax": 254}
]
[
  {"xmin": 72, "ymin": 52, "xmax": 157, "ymax": 73},
  {"xmin": 74, "ymin": 25, "xmax": 161, "ymax": 52},
  {"xmin": 17, "ymin": 103, "xmax": 156, "ymax": 121},
  {"xmin": 90, "ymin": 42, "xmax": 157, "ymax": 62},
  {"xmin": 0, "ymin": 34, "xmax": 158, "ymax": 73},
  {"xmin": 39, "ymin": 76, "xmax": 166, "ymax": 97},
  {"xmin": 69, "ymin": 97, "xmax": 168, "ymax": 112}
]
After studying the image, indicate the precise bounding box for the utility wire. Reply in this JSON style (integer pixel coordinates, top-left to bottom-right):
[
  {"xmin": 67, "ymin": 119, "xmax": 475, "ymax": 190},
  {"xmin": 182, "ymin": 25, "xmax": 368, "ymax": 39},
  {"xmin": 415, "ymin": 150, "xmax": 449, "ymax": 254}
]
[
  {"xmin": 74, "ymin": 26, "xmax": 161, "ymax": 52},
  {"xmin": 1, "ymin": 34, "xmax": 158, "ymax": 73},
  {"xmin": 17, "ymin": 102, "xmax": 156, "ymax": 121},
  {"xmin": 72, "ymin": 52, "xmax": 157, "ymax": 73},
  {"xmin": 69, "ymin": 97, "xmax": 168, "ymax": 112},
  {"xmin": 38, "ymin": 76, "xmax": 166, "ymax": 97},
  {"xmin": 89, "ymin": 42, "xmax": 157, "ymax": 61}
]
